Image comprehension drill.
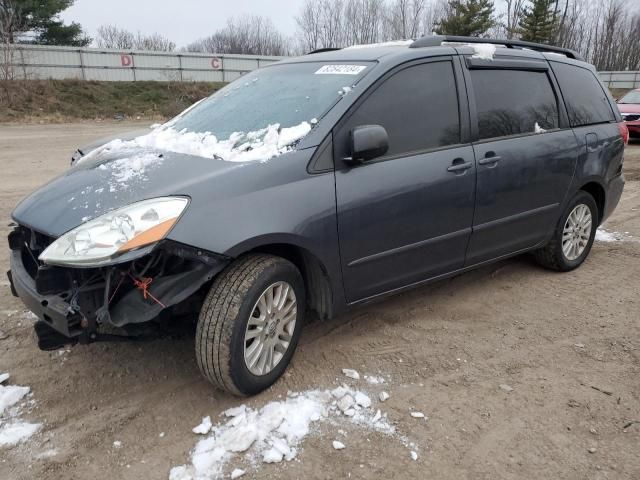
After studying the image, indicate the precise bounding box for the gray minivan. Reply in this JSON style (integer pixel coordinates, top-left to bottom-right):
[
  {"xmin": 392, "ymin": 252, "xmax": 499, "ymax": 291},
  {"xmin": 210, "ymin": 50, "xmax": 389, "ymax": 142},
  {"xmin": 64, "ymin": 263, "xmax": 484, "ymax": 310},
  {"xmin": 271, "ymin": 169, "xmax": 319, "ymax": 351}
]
[{"xmin": 8, "ymin": 36, "xmax": 627, "ymax": 395}]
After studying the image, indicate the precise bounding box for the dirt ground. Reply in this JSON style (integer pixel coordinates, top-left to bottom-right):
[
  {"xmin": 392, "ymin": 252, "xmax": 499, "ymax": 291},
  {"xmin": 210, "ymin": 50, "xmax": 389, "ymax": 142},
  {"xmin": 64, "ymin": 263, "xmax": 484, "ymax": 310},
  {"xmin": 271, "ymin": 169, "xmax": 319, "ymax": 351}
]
[{"xmin": 0, "ymin": 122, "xmax": 639, "ymax": 480}]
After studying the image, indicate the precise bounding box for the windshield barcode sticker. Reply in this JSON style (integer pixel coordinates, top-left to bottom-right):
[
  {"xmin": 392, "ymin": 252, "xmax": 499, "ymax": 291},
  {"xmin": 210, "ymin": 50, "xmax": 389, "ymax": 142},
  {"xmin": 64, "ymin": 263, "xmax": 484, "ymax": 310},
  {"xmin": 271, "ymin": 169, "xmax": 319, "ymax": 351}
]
[{"xmin": 315, "ymin": 65, "xmax": 367, "ymax": 75}]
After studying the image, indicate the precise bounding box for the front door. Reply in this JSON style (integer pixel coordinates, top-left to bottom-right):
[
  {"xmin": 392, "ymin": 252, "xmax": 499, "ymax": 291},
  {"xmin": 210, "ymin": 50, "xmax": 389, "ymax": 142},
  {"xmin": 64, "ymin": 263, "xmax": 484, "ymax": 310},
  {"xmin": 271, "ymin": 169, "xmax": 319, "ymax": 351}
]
[{"xmin": 334, "ymin": 58, "xmax": 476, "ymax": 303}]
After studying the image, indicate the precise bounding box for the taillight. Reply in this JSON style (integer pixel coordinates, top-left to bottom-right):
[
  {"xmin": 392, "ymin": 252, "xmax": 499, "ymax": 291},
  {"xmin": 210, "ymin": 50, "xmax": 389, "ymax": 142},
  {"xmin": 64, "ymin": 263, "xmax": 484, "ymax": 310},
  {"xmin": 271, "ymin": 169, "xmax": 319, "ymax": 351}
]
[{"xmin": 619, "ymin": 122, "xmax": 629, "ymax": 145}]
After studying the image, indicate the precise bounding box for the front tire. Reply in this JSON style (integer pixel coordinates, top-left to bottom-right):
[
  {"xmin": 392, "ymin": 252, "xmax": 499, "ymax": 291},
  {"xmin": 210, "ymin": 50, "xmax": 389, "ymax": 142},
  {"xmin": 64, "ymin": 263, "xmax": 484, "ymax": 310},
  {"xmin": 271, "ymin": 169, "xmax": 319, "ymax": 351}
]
[
  {"xmin": 534, "ymin": 191, "xmax": 598, "ymax": 271},
  {"xmin": 196, "ymin": 254, "xmax": 305, "ymax": 396}
]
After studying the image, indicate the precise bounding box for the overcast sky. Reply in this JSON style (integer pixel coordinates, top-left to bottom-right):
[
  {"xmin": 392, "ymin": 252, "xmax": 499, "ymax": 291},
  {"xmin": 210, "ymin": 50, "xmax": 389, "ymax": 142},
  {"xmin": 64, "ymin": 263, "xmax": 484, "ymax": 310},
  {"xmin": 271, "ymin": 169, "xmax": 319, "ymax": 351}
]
[{"xmin": 60, "ymin": 0, "xmax": 306, "ymax": 47}]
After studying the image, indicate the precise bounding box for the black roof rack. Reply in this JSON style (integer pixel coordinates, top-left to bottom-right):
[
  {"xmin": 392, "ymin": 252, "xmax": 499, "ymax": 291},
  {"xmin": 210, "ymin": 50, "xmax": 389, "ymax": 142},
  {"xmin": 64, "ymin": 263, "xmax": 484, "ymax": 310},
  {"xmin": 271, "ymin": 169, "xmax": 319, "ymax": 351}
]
[
  {"xmin": 409, "ymin": 35, "xmax": 583, "ymax": 61},
  {"xmin": 306, "ymin": 48, "xmax": 342, "ymax": 55}
]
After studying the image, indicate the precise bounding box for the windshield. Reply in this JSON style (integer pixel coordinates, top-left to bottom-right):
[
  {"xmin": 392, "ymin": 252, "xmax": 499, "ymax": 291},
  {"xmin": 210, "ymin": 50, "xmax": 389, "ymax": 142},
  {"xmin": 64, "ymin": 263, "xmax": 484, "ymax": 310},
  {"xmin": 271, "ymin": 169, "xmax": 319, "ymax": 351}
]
[
  {"xmin": 169, "ymin": 61, "xmax": 373, "ymax": 138},
  {"xmin": 619, "ymin": 90, "xmax": 640, "ymax": 104}
]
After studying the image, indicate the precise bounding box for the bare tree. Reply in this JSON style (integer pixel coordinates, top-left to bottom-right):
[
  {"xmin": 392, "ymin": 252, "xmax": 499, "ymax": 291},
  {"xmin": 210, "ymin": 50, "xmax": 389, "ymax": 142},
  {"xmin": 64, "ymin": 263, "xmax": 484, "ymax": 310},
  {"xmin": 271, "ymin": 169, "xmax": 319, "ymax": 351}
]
[
  {"xmin": 95, "ymin": 25, "xmax": 134, "ymax": 49},
  {"xmin": 503, "ymin": 0, "xmax": 527, "ymax": 39},
  {"xmin": 386, "ymin": 0, "xmax": 427, "ymax": 39},
  {"xmin": 552, "ymin": 0, "xmax": 640, "ymax": 71},
  {"xmin": 185, "ymin": 15, "xmax": 289, "ymax": 56},
  {"xmin": 132, "ymin": 32, "xmax": 176, "ymax": 51},
  {"xmin": 296, "ymin": 1, "xmax": 323, "ymax": 51},
  {"xmin": 0, "ymin": 0, "xmax": 24, "ymax": 104},
  {"xmin": 96, "ymin": 24, "xmax": 176, "ymax": 51}
]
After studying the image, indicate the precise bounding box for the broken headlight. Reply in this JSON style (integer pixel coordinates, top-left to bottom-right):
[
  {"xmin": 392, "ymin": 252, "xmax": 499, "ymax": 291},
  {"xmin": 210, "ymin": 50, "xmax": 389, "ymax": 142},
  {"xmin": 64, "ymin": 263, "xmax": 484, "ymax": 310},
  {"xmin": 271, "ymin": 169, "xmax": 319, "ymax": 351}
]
[{"xmin": 39, "ymin": 197, "xmax": 189, "ymax": 267}]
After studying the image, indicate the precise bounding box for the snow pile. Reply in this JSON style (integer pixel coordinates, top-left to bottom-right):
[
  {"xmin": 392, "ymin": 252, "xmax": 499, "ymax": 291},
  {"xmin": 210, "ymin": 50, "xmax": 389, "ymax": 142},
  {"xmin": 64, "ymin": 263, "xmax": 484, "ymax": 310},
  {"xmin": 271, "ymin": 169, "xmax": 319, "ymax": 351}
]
[
  {"xmin": 0, "ymin": 374, "xmax": 41, "ymax": 447},
  {"xmin": 81, "ymin": 121, "xmax": 313, "ymax": 166},
  {"xmin": 471, "ymin": 43, "xmax": 496, "ymax": 60},
  {"xmin": 170, "ymin": 385, "xmax": 401, "ymax": 480}
]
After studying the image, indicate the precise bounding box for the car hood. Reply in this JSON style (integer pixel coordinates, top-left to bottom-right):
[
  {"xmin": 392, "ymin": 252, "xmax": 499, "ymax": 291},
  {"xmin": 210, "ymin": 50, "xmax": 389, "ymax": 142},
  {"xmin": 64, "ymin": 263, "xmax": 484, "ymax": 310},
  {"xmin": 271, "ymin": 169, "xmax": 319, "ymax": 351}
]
[
  {"xmin": 11, "ymin": 147, "xmax": 277, "ymax": 238},
  {"xmin": 618, "ymin": 103, "xmax": 640, "ymax": 114}
]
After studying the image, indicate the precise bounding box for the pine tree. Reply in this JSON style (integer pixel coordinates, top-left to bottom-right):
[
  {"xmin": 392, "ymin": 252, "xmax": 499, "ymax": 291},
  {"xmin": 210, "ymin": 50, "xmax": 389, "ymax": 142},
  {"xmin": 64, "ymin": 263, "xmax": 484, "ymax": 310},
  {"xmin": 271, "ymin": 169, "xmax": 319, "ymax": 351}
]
[
  {"xmin": 519, "ymin": 0, "xmax": 557, "ymax": 44},
  {"xmin": 435, "ymin": 0, "xmax": 497, "ymax": 37},
  {"xmin": 1, "ymin": 0, "xmax": 90, "ymax": 46}
]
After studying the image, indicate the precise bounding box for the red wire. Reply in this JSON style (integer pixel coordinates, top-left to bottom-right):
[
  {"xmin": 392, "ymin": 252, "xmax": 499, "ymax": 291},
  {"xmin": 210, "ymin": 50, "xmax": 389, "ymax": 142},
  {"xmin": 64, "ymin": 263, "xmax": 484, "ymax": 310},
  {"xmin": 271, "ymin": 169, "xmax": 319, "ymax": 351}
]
[{"xmin": 128, "ymin": 274, "xmax": 166, "ymax": 308}]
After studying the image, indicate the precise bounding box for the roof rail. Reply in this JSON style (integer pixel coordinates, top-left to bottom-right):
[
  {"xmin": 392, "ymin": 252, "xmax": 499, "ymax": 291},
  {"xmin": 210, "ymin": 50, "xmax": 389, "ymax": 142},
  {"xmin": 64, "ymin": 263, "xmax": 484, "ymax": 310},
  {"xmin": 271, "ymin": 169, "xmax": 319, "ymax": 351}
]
[
  {"xmin": 306, "ymin": 48, "xmax": 342, "ymax": 55},
  {"xmin": 409, "ymin": 35, "xmax": 583, "ymax": 61}
]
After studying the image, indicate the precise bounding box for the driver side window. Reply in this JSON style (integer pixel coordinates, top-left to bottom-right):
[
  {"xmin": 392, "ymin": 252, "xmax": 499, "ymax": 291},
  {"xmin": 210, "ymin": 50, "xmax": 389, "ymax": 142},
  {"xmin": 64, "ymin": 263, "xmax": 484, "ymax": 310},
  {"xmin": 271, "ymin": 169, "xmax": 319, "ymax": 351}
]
[{"xmin": 342, "ymin": 60, "xmax": 461, "ymax": 159}]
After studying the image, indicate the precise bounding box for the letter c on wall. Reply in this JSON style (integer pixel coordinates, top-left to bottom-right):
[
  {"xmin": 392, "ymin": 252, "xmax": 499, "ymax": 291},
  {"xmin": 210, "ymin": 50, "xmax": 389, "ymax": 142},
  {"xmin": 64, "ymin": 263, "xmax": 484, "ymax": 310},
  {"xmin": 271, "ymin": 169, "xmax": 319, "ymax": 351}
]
[
  {"xmin": 211, "ymin": 57, "xmax": 221, "ymax": 69},
  {"xmin": 121, "ymin": 55, "xmax": 132, "ymax": 67}
]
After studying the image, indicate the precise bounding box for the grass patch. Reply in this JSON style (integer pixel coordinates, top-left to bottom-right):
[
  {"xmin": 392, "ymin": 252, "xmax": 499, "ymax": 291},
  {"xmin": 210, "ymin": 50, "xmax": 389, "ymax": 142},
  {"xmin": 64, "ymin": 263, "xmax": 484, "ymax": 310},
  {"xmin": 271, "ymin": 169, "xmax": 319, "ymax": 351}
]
[{"xmin": 0, "ymin": 79, "xmax": 225, "ymax": 123}]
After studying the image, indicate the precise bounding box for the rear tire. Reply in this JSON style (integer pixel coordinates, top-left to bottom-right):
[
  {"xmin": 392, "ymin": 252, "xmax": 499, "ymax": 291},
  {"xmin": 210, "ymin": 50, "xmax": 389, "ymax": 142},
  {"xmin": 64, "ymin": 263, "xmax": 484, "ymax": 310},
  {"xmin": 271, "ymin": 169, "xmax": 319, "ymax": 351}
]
[
  {"xmin": 195, "ymin": 254, "xmax": 305, "ymax": 396},
  {"xmin": 534, "ymin": 191, "xmax": 598, "ymax": 272}
]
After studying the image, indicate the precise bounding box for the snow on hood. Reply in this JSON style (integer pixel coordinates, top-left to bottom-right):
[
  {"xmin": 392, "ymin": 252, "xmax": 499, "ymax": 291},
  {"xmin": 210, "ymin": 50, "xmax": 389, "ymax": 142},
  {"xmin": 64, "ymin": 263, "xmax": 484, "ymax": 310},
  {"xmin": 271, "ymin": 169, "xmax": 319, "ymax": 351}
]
[{"xmin": 78, "ymin": 121, "xmax": 313, "ymax": 166}]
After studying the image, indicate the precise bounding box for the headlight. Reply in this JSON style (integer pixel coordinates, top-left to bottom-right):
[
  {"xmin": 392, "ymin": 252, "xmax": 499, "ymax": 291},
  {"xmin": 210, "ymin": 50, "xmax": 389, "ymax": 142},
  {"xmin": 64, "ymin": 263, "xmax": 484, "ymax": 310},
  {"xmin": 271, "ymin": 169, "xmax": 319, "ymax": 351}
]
[{"xmin": 39, "ymin": 197, "xmax": 189, "ymax": 267}]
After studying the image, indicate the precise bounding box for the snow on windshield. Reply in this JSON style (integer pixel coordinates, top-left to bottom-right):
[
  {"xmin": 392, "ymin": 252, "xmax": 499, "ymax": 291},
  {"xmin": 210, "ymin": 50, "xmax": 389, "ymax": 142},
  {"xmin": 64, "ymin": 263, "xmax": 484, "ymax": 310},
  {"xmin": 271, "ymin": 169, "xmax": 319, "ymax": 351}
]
[
  {"xmin": 79, "ymin": 121, "xmax": 313, "ymax": 165},
  {"xmin": 78, "ymin": 62, "xmax": 371, "ymax": 165}
]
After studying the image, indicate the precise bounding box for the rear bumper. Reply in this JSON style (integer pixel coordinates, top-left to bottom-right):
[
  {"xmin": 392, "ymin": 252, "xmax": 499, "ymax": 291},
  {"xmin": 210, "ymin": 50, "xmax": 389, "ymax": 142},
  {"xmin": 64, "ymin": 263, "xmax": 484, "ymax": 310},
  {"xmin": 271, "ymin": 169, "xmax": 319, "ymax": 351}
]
[
  {"xmin": 9, "ymin": 249, "xmax": 81, "ymax": 339},
  {"xmin": 603, "ymin": 173, "xmax": 625, "ymax": 223},
  {"xmin": 627, "ymin": 122, "xmax": 640, "ymax": 137}
]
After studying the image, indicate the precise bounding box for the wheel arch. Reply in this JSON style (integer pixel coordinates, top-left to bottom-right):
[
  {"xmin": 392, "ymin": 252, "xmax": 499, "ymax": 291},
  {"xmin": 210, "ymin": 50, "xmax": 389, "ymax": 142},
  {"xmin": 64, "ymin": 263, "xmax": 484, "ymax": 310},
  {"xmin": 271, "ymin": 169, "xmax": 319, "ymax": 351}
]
[
  {"xmin": 579, "ymin": 181, "xmax": 606, "ymax": 225},
  {"xmin": 231, "ymin": 240, "xmax": 335, "ymax": 320}
]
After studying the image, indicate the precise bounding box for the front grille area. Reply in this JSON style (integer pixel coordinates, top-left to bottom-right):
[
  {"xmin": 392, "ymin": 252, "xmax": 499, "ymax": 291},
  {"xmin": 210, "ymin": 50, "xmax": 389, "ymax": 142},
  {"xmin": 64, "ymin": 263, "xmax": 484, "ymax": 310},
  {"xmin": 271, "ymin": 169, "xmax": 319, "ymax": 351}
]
[
  {"xmin": 623, "ymin": 114, "xmax": 640, "ymax": 122},
  {"xmin": 10, "ymin": 226, "xmax": 55, "ymax": 279}
]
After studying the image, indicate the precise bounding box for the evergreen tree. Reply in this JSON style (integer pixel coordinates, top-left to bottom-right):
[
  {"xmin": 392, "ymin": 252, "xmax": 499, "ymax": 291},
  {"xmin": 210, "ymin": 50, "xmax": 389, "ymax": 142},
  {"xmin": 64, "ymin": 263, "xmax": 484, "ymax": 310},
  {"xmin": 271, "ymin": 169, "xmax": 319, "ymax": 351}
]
[
  {"xmin": 519, "ymin": 0, "xmax": 557, "ymax": 44},
  {"xmin": 435, "ymin": 0, "xmax": 497, "ymax": 37},
  {"xmin": 1, "ymin": 0, "xmax": 90, "ymax": 46}
]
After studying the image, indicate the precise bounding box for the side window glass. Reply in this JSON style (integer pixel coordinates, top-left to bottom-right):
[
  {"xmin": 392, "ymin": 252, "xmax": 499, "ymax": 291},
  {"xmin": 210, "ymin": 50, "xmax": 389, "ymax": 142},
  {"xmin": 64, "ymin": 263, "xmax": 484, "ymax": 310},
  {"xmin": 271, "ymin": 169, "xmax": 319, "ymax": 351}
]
[
  {"xmin": 345, "ymin": 61, "xmax": 461, "ymax": 157},
  {"xmin": 551, "ymin": 62, "xmax": 616, "ymax": 127},
  {"xmin": 470, "ymin": 69, "xmax": 559, "ymax": 140}
]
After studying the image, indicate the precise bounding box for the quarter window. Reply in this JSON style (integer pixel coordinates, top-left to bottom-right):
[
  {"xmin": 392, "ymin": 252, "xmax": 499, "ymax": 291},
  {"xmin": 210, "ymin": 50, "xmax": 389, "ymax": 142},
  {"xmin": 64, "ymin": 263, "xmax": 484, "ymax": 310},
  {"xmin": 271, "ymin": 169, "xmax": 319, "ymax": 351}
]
[
  {"xmin": 345, "ymin": 61, "xmax": 461, "ymax": 157},
  {"xmin": 551, "ymin": 62, "xmax": 616, "ymax": 127},
  {"xmin": 470, "ymin": 69, "xmax": 559, "ymax": 140}
]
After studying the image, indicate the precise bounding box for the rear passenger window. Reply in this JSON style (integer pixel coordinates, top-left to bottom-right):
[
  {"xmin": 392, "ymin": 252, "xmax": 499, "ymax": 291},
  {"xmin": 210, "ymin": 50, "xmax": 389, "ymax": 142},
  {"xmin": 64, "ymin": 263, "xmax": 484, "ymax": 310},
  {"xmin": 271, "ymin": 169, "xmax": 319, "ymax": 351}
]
[
  {"xmin": 346, "ymin": 61, "xmax": 460, "ymax": 157},
  {"xmin": 551, "ymin": 62, "xmax": 615, "ymax": 127},
  {"xmin": 470, "ymin": 69, "xmax": 559, "ymax": 140}
]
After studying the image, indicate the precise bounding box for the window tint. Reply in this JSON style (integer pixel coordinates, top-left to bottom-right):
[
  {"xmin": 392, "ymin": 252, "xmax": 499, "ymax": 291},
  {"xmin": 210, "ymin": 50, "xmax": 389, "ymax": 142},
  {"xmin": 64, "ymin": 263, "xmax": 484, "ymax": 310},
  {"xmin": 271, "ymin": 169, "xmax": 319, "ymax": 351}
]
[
  {"xmin": 345, "ymin": 61, "xmax": 460, "ymax": 157},
  {"xmin": 470, "ymin": 69, "xmax": 559, "ymax": 140},
  {"xmin": 551, "ymin": 62, "xmax": 615, "ymax": 127}
]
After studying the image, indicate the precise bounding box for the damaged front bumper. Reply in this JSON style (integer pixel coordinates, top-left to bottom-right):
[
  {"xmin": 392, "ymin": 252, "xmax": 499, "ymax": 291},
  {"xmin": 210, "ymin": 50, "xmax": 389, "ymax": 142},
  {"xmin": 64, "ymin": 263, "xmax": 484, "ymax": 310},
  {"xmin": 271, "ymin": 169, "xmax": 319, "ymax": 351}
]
[{"xmin": 7, "ymin": 225, "xmax": 229, "ymax": 350}]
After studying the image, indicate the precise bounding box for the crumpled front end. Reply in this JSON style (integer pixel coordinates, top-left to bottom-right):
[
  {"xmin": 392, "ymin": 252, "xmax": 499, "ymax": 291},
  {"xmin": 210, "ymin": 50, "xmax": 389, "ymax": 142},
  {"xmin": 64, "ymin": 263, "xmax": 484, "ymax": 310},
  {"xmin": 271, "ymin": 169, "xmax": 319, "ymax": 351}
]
[{"xmin": 7, "ymin": 225, "xmax": 228, "ymax": 350}]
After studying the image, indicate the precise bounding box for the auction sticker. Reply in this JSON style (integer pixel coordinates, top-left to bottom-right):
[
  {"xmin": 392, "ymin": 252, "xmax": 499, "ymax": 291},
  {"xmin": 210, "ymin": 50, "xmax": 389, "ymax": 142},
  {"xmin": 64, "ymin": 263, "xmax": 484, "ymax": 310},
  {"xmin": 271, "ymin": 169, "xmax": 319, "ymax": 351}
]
[{"xmin": 315, "ymin": 65, "xmax": 367, "ymax": 75}]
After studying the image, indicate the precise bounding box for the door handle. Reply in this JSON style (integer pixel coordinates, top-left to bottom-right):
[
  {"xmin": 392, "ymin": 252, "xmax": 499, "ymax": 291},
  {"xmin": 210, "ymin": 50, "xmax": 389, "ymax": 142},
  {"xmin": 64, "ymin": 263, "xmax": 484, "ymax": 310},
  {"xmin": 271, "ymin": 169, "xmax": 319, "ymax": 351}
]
[
  {"xmin": 478, "ymin": 155, "xmax": 501, "ymax": 166},
  {"xmin": 447, "ymin": 160, "xmax": 473, "ymax": 173}
]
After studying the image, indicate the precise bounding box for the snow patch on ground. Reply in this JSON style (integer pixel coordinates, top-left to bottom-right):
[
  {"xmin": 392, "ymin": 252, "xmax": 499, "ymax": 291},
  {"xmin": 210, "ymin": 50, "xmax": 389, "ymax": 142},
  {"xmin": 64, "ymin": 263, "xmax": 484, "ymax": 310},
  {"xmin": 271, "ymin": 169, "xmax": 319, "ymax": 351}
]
[
  {"xmin": 595, "ymin": 228, "xmax": 633, "ymax": 242},
  {"xmin": 0, "ymin": 375, "xmax": 41, "ymax": 447},
  {"xmin": 534, "ymin": 122, "xmax": 547, "ymax": 133},
  {"xmin": 170, "ymin": 384, "xmax": 408, "ymax": 480},
  {"xmin": 364, "ymin": 375, "xmax": 385, "ymax": 385},
  {"xmin": 471, "ymin": 43, "xmax": 496, "ymax": 60}
]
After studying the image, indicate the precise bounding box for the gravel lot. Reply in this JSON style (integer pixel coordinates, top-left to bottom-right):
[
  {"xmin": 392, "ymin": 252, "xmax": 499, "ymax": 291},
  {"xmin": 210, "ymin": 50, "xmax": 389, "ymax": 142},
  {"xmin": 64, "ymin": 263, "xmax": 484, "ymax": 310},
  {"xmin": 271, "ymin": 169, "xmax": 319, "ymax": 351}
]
[{"xmin": 1, "ymin": 122, "xmax": 639, "ymax": 480}]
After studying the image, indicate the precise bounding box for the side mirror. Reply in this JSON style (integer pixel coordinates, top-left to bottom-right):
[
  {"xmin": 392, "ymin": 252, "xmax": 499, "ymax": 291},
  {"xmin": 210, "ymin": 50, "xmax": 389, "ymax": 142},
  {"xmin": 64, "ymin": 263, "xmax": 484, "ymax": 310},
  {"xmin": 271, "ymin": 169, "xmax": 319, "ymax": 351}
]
[{"xmin": 348, "ymin": 125, "xmax": 389, "ymax": 163}]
